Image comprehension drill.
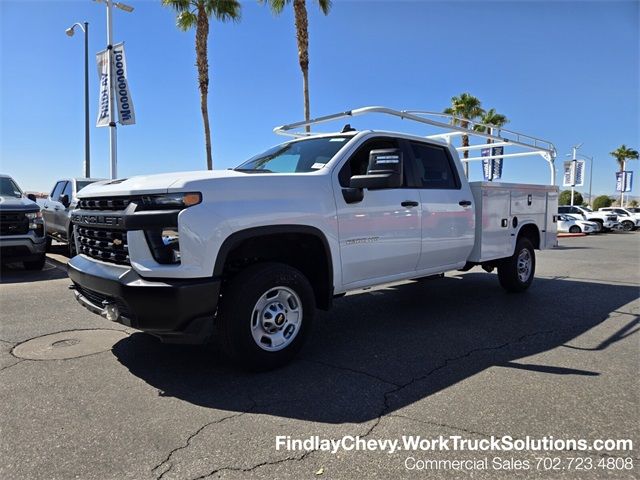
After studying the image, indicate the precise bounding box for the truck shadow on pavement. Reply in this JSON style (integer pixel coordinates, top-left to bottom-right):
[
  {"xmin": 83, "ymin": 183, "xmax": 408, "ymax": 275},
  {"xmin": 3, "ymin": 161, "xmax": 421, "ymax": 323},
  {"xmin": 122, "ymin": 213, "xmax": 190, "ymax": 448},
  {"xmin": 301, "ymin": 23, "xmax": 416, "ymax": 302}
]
[{"xmin": 112, "ymin": 273, "xmax": 639, "ymax": 424}]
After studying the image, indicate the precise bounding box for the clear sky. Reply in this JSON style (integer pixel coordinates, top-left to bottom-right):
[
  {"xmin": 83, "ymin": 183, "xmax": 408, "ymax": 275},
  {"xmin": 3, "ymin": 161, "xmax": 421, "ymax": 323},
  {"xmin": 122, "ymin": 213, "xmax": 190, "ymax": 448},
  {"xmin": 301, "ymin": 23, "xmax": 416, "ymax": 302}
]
[{"xmin": 1, "ymin": 0, "xmax": 638, "ymax": 197}]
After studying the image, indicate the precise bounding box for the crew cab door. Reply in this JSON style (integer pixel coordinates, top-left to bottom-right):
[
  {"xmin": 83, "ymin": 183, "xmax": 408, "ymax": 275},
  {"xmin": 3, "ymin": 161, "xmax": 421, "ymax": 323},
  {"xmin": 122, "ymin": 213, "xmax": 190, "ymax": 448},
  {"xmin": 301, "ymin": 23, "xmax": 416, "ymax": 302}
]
[
  {"xmin": 333, "ymin": 136, "xmax": 421, "ymax": 287},
  {"xmin": 43, "ymin": 181, "xmax": 67, "ymax": 235},
  {"xmin": 406, "ymin": 141, "xmax": 475, "ymax": 270}
]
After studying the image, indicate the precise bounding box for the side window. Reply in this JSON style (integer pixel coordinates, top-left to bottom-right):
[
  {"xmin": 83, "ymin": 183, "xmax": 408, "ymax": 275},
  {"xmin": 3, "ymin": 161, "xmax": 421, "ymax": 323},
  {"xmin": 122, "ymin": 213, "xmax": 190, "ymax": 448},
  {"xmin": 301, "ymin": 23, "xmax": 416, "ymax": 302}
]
[
  {"xmin": 50, "ymin": 181, "xmax": 66, "ymax": 201},
  {"xmin": 338, "ymin": 138, "xmax": 400, "ymax": 187},
  {"xmin": 62, "ymin": 181, "xmax": 73, "ymax": 199},
  {"xmin": 410, "ymin": 142, "xmax": 460, "ymax": 190}
]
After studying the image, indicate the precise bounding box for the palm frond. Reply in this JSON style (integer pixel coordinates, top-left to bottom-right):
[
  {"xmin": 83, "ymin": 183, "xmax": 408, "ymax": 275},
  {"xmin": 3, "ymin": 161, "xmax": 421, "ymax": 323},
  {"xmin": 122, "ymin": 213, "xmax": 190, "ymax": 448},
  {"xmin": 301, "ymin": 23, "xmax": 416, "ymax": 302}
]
[
  {"xmin": 206, "ymin": 0, "xmax": 241, "ymax": 21},
  {"xmin": 317, "ymin": 0, "xmax": 332, "ymax": 15},
  {"xmin": 176, "ymin": 10, "xmax": 197, "ymax": 30},
  {"xmin": 161, "ymin": 0, "xmax": 192, "ymax": 12},
  {"xmin": 262, "ymin": 0, "xmax": 289, "ymax": 14}
]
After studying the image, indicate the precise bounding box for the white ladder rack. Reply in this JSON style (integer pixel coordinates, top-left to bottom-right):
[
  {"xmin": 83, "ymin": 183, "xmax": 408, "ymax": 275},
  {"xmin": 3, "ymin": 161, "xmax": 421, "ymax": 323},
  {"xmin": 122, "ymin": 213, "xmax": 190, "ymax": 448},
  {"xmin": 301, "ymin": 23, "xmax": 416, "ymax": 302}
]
[{"xmin": 273, "ymin": 106, "xmax": 557, "ymax": 185}]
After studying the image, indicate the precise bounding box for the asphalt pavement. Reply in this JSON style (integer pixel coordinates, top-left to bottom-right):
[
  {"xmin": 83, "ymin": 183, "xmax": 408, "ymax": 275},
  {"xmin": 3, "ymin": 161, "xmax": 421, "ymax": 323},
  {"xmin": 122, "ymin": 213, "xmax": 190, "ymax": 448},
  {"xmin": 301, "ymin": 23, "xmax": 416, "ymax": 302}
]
[{"xmin": 1, "ymin": 234, "xmax": 638, "ymax": 479}]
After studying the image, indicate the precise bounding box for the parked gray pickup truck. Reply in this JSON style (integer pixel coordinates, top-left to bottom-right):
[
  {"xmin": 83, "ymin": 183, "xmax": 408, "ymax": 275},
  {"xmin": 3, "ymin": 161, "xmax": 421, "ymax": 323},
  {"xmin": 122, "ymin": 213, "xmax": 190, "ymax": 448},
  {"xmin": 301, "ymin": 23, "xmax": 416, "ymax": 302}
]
[
  {"xmin": 43, "ymin": 178, "xmax": 103, "ymax": 255},
  {"xmin": 0, "ymin": 174, "xmax": 46, "ymax": 270}
]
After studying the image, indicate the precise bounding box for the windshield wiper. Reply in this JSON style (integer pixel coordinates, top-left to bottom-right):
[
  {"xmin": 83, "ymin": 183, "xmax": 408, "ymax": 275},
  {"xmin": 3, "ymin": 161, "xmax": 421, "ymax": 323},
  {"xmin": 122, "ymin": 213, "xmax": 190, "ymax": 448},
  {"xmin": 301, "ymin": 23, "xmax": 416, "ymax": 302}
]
[{"xmin": 234, "ymin": 168, "xmax": 274, "ymax": 173}]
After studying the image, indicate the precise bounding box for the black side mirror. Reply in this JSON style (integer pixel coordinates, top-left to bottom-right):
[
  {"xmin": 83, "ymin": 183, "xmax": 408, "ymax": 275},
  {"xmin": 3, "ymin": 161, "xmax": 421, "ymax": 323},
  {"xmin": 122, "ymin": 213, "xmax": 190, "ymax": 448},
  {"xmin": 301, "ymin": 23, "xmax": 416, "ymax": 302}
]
[
  {"xmin": 60, "ymin": 194, "xmax": 70, "ymax": 208},
  {"xmin": 27, "ymin": 193, "xmax": 37, "ymax": 202},
  {"xmin": 349, "ymin": 148, "xmax": 403, "ymax": 190}
]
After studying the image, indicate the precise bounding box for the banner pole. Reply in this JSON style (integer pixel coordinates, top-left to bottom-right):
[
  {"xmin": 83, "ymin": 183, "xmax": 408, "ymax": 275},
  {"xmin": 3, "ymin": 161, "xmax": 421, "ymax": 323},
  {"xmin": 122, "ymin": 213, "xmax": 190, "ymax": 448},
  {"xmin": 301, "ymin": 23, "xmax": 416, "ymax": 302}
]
[{"xmin": 106, "ymin": 0, "xmax": 117, "ymax": 180}]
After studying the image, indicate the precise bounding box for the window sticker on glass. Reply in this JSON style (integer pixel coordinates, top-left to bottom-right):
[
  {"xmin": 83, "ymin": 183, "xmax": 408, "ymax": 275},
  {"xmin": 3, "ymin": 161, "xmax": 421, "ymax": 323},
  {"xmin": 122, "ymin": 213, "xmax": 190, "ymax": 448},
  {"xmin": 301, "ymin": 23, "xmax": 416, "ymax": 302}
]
[
  {"xmin": 329, "ymin": 138, "xmax": 347, "ymax": 142},
  {"xmin": 311, "ymin": 163, "xmax": 326, "ymax": 169}
]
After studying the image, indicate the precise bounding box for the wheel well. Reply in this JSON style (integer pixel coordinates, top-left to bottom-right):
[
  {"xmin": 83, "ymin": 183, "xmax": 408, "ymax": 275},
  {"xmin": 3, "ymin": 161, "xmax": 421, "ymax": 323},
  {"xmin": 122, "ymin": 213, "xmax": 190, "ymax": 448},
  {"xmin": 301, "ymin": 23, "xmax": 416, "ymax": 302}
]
[
  {"xmin": 217, "ymin": 229, "xmax": 333, "ymax": 310},
  {"xmin": 517, "ymin": 223, "xmax": 540, "ymax": 249}
]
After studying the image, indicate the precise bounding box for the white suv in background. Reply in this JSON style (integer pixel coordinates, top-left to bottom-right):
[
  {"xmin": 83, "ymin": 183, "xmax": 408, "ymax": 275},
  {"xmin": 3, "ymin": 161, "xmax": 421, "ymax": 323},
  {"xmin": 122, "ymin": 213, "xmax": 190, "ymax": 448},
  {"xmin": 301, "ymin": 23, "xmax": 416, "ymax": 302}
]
[
  {"xmin": 597, "ymin": 207, "xmax": 640, "ymax": 231},
  {"xmin": 557, "ymin": 206, "xmax": 619, "ymax": 232}
]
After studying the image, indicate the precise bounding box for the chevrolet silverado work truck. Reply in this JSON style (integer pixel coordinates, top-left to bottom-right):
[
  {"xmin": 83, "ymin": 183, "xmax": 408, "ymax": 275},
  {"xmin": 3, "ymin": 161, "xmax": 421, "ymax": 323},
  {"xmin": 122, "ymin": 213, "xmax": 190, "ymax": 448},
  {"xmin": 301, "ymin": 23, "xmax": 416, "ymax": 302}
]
[{"xmin": 67, "ymin": 107, "xmax": 559, "ymax": 370}]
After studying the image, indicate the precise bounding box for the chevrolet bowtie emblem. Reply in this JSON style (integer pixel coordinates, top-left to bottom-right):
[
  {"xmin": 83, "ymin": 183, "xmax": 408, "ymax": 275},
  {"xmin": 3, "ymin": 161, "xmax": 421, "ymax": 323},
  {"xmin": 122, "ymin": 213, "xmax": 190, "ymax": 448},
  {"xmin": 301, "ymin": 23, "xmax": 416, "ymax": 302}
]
[{"xmin": 113, "ymin": 238, "xmax": 122, "ymax": 246}]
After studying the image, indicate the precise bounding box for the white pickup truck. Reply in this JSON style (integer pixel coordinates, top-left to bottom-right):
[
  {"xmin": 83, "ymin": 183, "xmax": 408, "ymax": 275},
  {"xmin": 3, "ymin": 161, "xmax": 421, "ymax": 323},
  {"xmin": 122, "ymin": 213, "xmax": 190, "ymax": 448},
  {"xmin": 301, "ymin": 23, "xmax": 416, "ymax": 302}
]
[{"xmin": 67, "ymin": 107, "xmax": 559, "ymax": 370}]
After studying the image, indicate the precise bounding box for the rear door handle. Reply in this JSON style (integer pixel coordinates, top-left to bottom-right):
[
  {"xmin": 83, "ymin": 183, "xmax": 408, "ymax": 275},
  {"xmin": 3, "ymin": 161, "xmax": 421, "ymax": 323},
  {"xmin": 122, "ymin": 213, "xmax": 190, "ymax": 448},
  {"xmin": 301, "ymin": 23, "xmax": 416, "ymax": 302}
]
[
  {"xmin": 401, "ymin": 201, "xmax": 419, "ymax": 207},
  {"xmin": 459, "ymin": 200, "xmax": 472, "ymax": 207}
]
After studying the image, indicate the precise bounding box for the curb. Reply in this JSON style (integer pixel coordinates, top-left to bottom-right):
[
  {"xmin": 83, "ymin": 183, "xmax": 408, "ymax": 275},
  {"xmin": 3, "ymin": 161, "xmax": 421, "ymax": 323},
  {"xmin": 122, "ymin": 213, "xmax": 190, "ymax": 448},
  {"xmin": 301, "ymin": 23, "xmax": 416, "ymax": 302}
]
[{"xmin": 557, "ymin": 233, "xmax": 587, "ymax": 238}]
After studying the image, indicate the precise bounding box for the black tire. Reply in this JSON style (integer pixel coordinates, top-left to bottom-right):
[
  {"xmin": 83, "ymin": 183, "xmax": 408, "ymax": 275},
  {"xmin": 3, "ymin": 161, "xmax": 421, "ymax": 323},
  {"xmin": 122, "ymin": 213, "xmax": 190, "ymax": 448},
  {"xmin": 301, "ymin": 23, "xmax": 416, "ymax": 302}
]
[
  {"xmin": 45, "ymin": 236, "xmax": 52, "ymax": 252},
  {"xmin": 68, "ymin": 229, "xmax": 77, "ymax": 258},
  {"xmin": 23, "ymin": 254, "xmax": 46, "ymax": 271},
  {"xmin": 621, "ymin": 220, "xmax": 634, "ymax": 232},
  {"xmin": 569, "ymin": 225, "xmax": 581, "ymax": 233},
  {"xmin": 498, "ymin": 238, "xmax": 535, "ymax": 293},
  {"xmin": 593, "ymin": 220, "xmax": 604, "ymax": 233},
  {"xmin": 216, "ymin": 262, "xmax": 315, "ymax": 371}
]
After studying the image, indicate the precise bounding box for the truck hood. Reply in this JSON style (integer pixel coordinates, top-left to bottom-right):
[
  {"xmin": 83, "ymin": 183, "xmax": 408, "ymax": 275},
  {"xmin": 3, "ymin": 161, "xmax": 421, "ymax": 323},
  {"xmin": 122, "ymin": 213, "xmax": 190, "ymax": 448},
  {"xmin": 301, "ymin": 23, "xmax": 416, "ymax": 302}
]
[
  {"xmin": 0, "ymin": 195, "xmax": 39, "ymax": 212},
  {"xmin": 76, "ymin": 170, "xmax": 247, "ymax": 198}
]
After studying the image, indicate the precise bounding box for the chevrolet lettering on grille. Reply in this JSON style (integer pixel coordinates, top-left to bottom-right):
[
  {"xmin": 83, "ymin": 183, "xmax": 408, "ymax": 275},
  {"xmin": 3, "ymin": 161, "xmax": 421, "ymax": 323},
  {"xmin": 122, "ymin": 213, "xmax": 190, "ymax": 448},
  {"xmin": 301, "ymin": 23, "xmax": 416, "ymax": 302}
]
[{"xmin": 71, "ymin": 214, "xmax": 123, "ymax": 227}]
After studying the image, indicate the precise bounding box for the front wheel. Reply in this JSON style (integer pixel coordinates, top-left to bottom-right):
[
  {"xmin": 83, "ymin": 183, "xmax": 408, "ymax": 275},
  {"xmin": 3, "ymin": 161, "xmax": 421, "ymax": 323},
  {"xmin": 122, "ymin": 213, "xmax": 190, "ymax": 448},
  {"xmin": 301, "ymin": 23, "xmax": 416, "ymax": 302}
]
[
  {"xmin": 216, "ymin": 262, "xmax": 315, "ymax": 371},
  {"xmin": 621, "ymin": 220, "xmax": 634, "ymax": 232},
  {"xmin": 498, "ymin": 238, "xmax": 535, "ymax": 293},
  {"xmin": 569, "ymin": 225, "xmax": 581, "ymax": 233},
  {"xmin": 24, "ymin": 254, "xmax": 46, "ymax": 271}
]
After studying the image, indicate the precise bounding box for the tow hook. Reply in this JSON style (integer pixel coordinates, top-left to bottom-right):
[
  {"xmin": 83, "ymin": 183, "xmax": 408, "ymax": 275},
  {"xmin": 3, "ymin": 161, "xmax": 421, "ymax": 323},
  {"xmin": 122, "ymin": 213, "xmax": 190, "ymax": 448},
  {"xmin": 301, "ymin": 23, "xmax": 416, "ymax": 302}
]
[{"xmin": 101, "ymin": 300, "xmax": 121, "ymax": 322}]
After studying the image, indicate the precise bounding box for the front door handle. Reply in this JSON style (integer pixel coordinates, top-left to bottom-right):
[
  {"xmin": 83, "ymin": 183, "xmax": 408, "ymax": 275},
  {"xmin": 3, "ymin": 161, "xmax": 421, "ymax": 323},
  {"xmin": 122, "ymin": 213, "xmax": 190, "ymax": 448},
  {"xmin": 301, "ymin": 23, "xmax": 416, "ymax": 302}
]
[
  {"xmin": 401, "ymin": 201, "xmax": 419, "ymax": 207},
  {"xmin": 459, "ymin": 200, "xmax": 472, "ymax": 207}
]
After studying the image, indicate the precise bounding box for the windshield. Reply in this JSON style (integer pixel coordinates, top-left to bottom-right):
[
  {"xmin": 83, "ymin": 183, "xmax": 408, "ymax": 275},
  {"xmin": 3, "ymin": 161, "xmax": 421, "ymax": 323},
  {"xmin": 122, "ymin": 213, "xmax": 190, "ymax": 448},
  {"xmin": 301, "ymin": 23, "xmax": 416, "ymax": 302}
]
[
  {"xmin": 582, "ymin": 207, "xmax": 593, "ymax": 212},
  {"xmin": 235, "ymin": 136, "xmax": 351, "ymax": 173},
  {"xmin": 0, "ymin": 177, "xmax": 23, "ymax": 198},
  {"xmin": 76, "ymin": 180, "xmax": 97, "ymax": 192}
]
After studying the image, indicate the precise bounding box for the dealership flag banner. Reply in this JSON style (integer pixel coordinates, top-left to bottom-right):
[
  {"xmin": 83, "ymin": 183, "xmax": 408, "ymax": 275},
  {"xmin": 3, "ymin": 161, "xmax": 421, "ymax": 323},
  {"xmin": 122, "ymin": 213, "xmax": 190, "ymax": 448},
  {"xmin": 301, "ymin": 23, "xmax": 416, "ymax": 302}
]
[
  {"xmin": 95, "ymin": 43, "xmax": 136, "ymax": 127},
  {"xmin": 112, "ymin": 42, "xmax": 135, "ymax": 126},
  {"xmin": 616, "ymin": 171, "xmax": 633, "ymax": 192},
  {"xmin": 95, "ymin": 49, "xmax": 110, "ymax": 127},
  {"xmin": 481, "ymin": 146, "xmax": 503, "ymax": 181}
]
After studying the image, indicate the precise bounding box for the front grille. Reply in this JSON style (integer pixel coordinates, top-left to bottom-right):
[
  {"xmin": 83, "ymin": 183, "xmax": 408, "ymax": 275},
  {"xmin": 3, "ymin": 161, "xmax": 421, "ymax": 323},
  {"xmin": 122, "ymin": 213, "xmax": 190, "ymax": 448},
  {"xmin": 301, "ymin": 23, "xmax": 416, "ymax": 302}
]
[
  {"xmin": 74, "ymin": 284, "xmax": 133, "ymax": 320},
  {"xmin": 76, "ymin": 226, "xmax": 130, "ymax": 265},
  {"xmin": 78, "ymin": 197, "xmax": 132, "ymax": 211},
  {"xmin": 0, "ymin": 212, "xmax": 29, "ymax": 235}
]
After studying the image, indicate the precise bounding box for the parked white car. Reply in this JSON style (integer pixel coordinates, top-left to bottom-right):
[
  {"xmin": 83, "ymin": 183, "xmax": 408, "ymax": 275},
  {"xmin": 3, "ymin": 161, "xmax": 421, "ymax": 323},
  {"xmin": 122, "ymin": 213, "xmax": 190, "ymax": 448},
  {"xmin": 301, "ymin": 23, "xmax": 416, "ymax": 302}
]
[
  {"xmin": 557, "ymin": 214, "xmax": 597, "ymax": 234},
  {"xmin": 597, "ymin": 207, "xmax": 640, "ymax": 231},
  {"xmin": 557, "ymin": 206, "xmax": 619, "ymax": 232}
]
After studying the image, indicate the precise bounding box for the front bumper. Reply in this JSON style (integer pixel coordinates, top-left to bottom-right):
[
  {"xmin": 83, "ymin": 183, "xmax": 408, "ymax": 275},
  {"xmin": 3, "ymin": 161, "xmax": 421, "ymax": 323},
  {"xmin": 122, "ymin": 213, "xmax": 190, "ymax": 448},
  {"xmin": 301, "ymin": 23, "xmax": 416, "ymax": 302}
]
[
  {"xmin": 0, "ymin": 234, "xmax": 46, "ymax": 263},
  {"xmin": 67, "ymin": 255, "xmax": 221, "ymax": 343}
]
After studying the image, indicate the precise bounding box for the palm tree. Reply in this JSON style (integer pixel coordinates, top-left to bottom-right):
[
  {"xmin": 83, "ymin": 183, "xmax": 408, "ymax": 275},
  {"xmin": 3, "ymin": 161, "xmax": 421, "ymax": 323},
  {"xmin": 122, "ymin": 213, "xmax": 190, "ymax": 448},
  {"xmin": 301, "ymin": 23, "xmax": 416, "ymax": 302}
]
[
  {"xmin": 610, "ymin": 144, "xmax": 639, "ymax": 205},
  {"xmin": 443, "ymin": 93, "xmax": 484, "ymax": 177},
  {"xmin": 263, "ymin": 0, "xmax": 331, "ymax": 132},
  {"xmin": 162, "ymin": 0, "xmax": 241, "ymax": 170}
]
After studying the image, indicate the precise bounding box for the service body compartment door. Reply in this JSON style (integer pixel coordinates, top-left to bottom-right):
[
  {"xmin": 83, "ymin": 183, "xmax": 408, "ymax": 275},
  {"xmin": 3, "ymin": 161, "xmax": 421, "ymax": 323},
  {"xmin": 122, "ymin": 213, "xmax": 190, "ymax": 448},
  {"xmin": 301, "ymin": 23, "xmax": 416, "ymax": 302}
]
[{"xmin": 468, "ymin": 183, "xmax": 511, "ymax": 262}]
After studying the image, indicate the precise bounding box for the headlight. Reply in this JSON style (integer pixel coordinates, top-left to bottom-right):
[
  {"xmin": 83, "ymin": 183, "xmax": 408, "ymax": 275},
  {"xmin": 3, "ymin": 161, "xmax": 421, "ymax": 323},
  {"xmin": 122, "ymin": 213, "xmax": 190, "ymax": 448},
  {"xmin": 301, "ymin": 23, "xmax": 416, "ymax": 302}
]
[
  {"xmin": 137, "ymin": 192, "xmax": 201, "ymax": 210},
  {"xmin": 26, "ymin": 211, "xmax": 44, "ymax": 234}
]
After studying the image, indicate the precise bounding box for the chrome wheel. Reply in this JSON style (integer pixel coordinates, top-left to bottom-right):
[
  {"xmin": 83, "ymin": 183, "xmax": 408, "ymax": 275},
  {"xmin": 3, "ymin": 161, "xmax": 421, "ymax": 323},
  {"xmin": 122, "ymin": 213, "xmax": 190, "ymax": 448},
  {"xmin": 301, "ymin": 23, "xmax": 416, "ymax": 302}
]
[
  {"xmin": 517, "ymin": 249, "xmax": 532, "ymax": 283},
  {"xmin": 251, "ymin": 286, "xmax": 303, "ymax": 352}
]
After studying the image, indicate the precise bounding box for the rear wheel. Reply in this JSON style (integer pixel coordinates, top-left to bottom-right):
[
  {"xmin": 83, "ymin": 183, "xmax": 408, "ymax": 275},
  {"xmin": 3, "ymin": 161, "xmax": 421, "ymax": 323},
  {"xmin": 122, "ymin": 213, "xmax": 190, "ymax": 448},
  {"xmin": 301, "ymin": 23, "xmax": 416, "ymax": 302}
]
[
  {"xmin": 216, "ymin": 262, "xmax": 315, "ymax": 371},
  {"xmin": 498, "ymin": 238, "xmax": 535, "ymax": 293},
  {"xmin": 569, "ymin": 225, "xmax": 581, "ymax": 233},
  {"xmin": 24, "ymin": 254, "xmax": 46, "ymax": 271}
]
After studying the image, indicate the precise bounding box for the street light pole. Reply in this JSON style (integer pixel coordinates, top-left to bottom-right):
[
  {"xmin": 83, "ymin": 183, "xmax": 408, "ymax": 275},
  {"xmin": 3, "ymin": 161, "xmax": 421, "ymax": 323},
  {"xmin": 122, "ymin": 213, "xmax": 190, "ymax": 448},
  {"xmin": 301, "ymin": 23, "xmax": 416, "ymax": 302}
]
[
  {"xmin": 570, "ymin": 145, "xmax": 577, "ymax": 206},
  {"xmin": 66, "ymin": 22, "xmax": 91, "ymax": 177}
]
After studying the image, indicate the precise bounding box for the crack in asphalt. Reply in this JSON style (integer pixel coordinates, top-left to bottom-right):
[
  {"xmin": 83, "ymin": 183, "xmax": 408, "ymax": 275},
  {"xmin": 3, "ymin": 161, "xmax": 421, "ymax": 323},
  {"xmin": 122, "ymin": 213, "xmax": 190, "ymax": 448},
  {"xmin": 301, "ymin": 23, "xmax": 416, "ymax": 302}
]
[
  {"xmin": 359, "ymin": 327, "xmax": 568, "ymax": 440},
  {"xmin": 305, "ymin": 359, "xmax": 402, "ymax": 387},
  {"xmin": 387, "ymin": 413, "xmax": 490, "ymax": 438},
  {"xmin": 0, "ymin": 338, "xmax": 17, "ymax": 346},
  {"xmin": 0, "ymin": 359, "xmax": 25, "ymax": 373},
  {"xmin": 153, "ymin": 398, "xmax": 258, "ymax": 480},
  {"xmin": 194, "ymin": 449, "xmax": 316, "ymax": 480}
]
